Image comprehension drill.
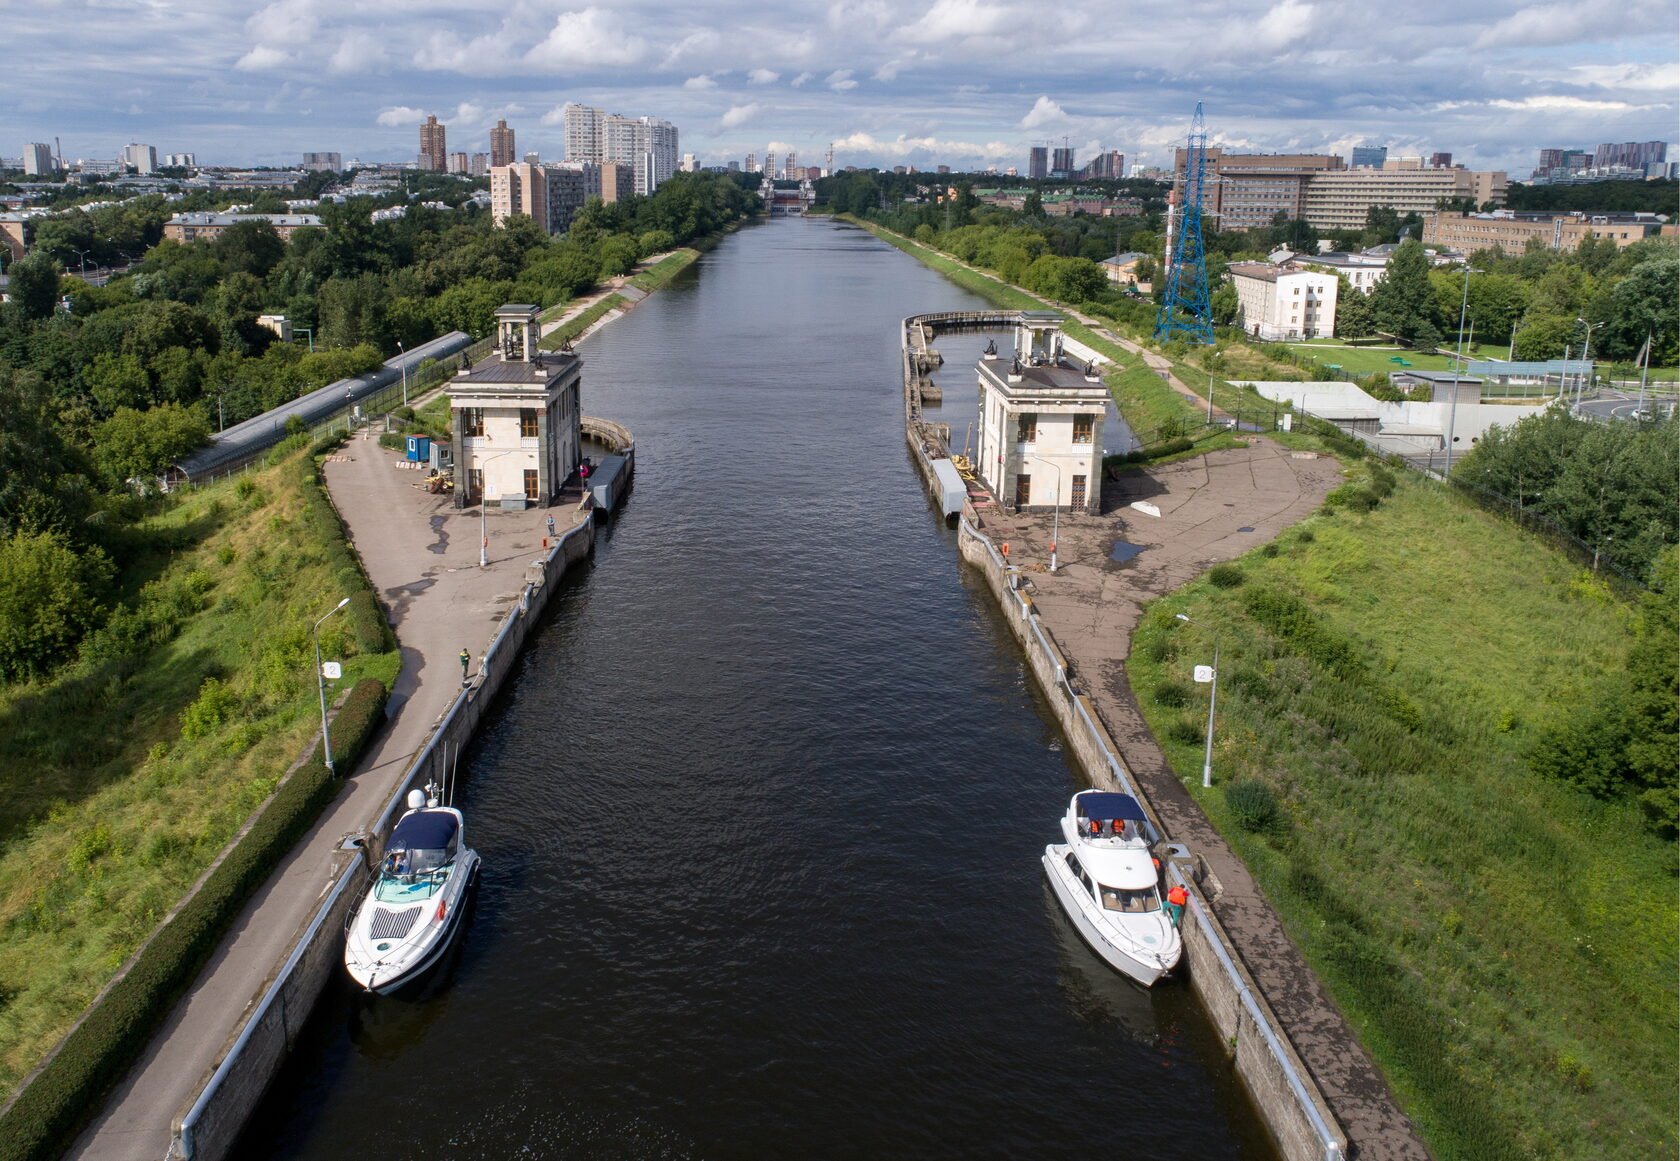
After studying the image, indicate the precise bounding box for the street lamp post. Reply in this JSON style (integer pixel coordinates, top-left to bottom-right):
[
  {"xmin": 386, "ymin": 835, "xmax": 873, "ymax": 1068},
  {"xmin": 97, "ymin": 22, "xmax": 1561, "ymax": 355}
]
[
  {"xmin": 479, "ymin": 450, "xmax": 516, "ymax": 567},
  {"xmin": 397, "ymin": 339, "xmax": 408, "ymax": 406},
  {"xmin": 1574, "ymin": 318, "xmax": 1605, "ymax": 409},
  {"xmin": 1454, "ymin": 265, "xmax": 1482, "ymax": 370},
  {"xmin": 1028, "ymin": 455, "xmax": 1062, "ymax": 573},
  {"xmin": 312, "ymin": 598, "xmax": 350, "ymax": 775},
  {"xmin": 1175, "ymin": 612, "xmax": 1219, "ymax": 788},
  {"xmin": 1205, "ymin": 350, "xmax": 1221, "ymax": 425}
]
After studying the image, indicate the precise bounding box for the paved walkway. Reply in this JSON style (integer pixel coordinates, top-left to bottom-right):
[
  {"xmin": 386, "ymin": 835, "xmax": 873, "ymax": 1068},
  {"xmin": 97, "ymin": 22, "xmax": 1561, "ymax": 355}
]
[
  {"xmin": 973, "ymin": 439, "xmax": 1433, "ymax": 1161},
  {"xmin": 67, "ymin": 434, "xmax": 586, "ymax": 1161}
]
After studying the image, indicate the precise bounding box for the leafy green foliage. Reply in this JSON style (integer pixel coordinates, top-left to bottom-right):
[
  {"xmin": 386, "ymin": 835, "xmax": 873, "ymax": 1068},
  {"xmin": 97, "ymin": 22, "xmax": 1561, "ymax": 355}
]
[
  {"xmin": 0, "ymin": 531, "xmax": 112, "ymax": 681},
  {"xmin": 92, "ymin": 403, "xmax": 210, "ymax": 486},
  {"xmin": 1223, "ymin": 778, "xmax": 1281, "ymax": 833}
]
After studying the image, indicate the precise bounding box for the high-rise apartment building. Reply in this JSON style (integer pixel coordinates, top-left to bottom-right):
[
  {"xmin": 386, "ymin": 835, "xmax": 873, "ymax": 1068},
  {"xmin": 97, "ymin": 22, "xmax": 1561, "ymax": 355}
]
[
  {"xmin": 1050, "ymin": 146, "xmax": 1074, "ymax": 177},
  {"xmin": 1593, "ymin": 141, "xmax": 1666, "ymax": 170},
  {"xmin": 490, "ymin": 163, "xmax": 589, "ymax": 234},
  {"xmin": 523, "ymin": 152, "xmax": 541, "ymax": 166},
  {"xmin": 1028, "ymin": 146, "xmax": 1048, "ymax": 179},
  {"xmin": 471, "ymin": 153, "xmax": 489, "ymax": 177},
  {"xmin": 302, "ymin": 152, "xmax": 342, "ymax": 172},
  {"xmin": 1079, "ymin": 150, "xmax": 1125, "ymax": 180},
  {"xmin": 562, "ymin": 104, "xmax": 678, "ymax": 194},
  {"xmin": 1350, "ymin": 145, "xmax": 1387, "ymax": 168},
  {"xmin": 163, "ymin": 153, "xmax": 196, "ymax": 169},
  {"xmin": 1430, "ymin": 152, "xmax": 1453, "ymax": 169},
  {"xmin": 490, "ymin": 120, "xmax": 516, "ymax": 168},
  {"xmin": 784, "ymin": 150, "xmax": 797, "ymax": 179},
  {"xmin": 22, "ymin": 142, "xmax": 56, "ymax": 174},
  {"xmin": 120, "ymin": 143, "xmax": 157, "ymax": 174},
  {"xmin": 745, "ymin": 152, "xmax": 756, "ymax": 173},
  {"xmin": 419, "ymin": 115, "xmax": 447, "ymax": 171},
  {"xmin": 447, "ymin": 152, "xmax": 469, "ymax": 174}
]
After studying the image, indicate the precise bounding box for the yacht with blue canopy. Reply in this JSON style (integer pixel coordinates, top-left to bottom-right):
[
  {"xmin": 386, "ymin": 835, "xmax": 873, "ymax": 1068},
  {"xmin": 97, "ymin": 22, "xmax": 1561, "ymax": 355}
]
[
  {"xmin": 1042, "ymin": 790, "xmax": 1181, "ymax": 985},
  {"xmin": 344, "ymin": 782, "xmax": 481, "ymax": 993}
]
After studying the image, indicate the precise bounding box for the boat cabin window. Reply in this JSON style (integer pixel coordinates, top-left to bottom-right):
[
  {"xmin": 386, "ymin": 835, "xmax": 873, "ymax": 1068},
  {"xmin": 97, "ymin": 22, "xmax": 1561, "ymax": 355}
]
[{"xmin": 1099, "ymin": 884, "xmax": 1162, "ymax": 914}]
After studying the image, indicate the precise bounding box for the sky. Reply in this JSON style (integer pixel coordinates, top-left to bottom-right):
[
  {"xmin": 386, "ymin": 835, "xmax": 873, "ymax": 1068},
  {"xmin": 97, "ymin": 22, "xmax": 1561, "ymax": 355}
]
[{"xmin": 4, "ymin": 0, "xmax": 1677, "ymax": 176}]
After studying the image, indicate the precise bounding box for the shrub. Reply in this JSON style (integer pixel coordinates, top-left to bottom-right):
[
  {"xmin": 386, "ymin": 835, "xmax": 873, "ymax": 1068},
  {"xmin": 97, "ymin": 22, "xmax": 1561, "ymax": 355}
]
[
  {"xmin": 1260, "ymin": 543, "xmax": 1280, "ymax": 558},
  {"xmin": 377, "ymin": 432, "xmax": 405, "ymax": 451},
  {"xmin": 1296, "ymin": 528, "xmax": 1316, "ymax": 544},
  {"xmin": 0, "ymin": 679, "xmax": 388, "ymax": 1161},
  {"xmin": 1208, "ymin": 564, "xmax": 1246, "ymax": 588},
  {"xmin": 1325, "ymin": 484, "xmax": 1379, "ymax": 513},
  {"xmin": 1167, "ymin": 714, "xmax": 1203, "ymax": 744},
  {"xmin": 1154, "ymin": 681, "xmax": 1191, "ymax": 707},
  {"xmin": 1225, "ymin": 778, "xmax": 1282, "ymax": 833}
]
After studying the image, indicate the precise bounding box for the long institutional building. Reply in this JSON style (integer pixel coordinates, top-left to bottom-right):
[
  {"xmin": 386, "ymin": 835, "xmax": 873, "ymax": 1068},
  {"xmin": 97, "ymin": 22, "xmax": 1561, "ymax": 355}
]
[{"xmin": 1181, "ymin": 149, "xmax": 1509, "ymax": 232}]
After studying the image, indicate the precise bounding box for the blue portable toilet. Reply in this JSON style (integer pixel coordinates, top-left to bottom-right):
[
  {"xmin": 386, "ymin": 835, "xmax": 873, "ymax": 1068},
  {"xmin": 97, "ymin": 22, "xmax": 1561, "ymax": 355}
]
[{"xmin": 405, "ymin": 435, "xmax": 431, "ymax": 462}]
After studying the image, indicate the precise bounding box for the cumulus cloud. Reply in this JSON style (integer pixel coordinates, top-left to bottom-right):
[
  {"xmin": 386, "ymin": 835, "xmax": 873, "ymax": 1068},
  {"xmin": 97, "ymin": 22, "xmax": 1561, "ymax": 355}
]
[
  {"xmin": 246, "ymin": 0, "xmax": 318, "ymax": 48},
  {"xmin": 827, "ymin": 68, "xmax": 857, "ymax": 91},
  {"xmin": 720, "ymin": 103, "xmax": 762, "ymax": 128},
  {"xmin": 376, "ymin": 106, "xmax": 428, "ymax": 127},
  {"xmin": 236, "ymin": 45, "xmax": 290, "ymax": 71},
  {"xmin": 684, "ymin": 74, "xmax": 717, "ymax": 90},
  {"xmin": 747, "ymin": 68, "xmax": 780, "ymax": 84},
  {"xmin": 1251, "ymin": 0, "xmax": 1316, "ymax": 51},
  {"xmin": 1019, "ymin": 95, "xmax": 1067, "ymax": 129},
  {"xmin": 1471, "ymin": 0, "xmax": 1663, "ymax": 49},
  {"xmin": 790, "ymin": 71, "xmax": 814, "ymax": 87},
  {"xmin": 527, "ymin": 9, "xmax": 648, "ymax": 68},
  {"xmin": 898, "ymin": 0, "xmax": 1017, "ymax": 43},
  {"xmin": 329, "ymin": 31, "xmax": 386, "ymax": 75},
  {"xmin": 831, "ymin": 130, "xmax": 1014, "ymax": 160}
]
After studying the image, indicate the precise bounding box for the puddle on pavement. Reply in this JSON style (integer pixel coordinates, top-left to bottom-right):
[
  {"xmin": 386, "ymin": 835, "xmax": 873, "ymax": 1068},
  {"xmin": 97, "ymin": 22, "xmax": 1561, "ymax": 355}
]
[
  {"xmin": 1238, "ymin": 526, "xmax": 1255, "ymax": 533},
  {"xmin": 428, "ymin": 514, "xmax": 450, "ymax": 554},
  {"xmin": 1109, "ymin": 541, "xmax": 1147, "ymax": 563}
]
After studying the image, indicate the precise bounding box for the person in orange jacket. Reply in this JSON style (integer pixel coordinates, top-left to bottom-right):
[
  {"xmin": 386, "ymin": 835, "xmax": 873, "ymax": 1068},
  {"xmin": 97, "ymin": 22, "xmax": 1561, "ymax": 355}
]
[{"xmin": 1166, "ymin": 884, "xmax": 1189, "ymax": 927}]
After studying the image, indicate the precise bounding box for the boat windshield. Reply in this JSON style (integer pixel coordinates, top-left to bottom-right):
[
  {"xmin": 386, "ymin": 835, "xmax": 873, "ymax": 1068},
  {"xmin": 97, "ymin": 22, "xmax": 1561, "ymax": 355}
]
[
  {"xmin": 1099, "ymin": 883, "xmax": 1162, "ymax": 914},
  {"xmin": 374, "ymin": 848, "xmax": 452, "ymax": 902}
]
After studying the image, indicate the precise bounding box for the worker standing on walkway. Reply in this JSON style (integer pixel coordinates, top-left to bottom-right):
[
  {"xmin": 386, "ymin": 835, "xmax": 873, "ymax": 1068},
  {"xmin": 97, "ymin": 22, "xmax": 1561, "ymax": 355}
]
[
  {"xmin": 1166, "ymin": 884, "xmax": 1188, "ymax": 927},
  {"xmin": 459, "ymin": 648, "xmax": 471, "ymax": 686}
]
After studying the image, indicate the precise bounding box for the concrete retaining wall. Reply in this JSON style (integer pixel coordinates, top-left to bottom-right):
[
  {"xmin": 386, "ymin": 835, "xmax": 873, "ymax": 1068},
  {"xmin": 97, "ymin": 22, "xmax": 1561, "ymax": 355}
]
[{"xmin": 174, "ymin": 493, "xmax": 609, "ymax": 1160}]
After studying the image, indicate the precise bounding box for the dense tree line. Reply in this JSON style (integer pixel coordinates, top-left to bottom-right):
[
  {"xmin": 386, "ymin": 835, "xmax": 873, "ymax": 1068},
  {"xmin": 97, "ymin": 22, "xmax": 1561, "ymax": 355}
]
[
  {"xmin": 1506, "ymin": 178, "xmax": 1680, "ymax": 215},
  {"xmin": 0, "ymin": 169, "xmax": 757, "ymax": 683}
]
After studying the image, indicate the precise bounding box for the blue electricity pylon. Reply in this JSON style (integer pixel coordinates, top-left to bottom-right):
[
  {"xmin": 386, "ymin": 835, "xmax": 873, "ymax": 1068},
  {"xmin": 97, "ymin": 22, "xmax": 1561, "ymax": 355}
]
[{"xmin": 1154, "ymin": 103, "xmax": 1216, "ymax": 346}]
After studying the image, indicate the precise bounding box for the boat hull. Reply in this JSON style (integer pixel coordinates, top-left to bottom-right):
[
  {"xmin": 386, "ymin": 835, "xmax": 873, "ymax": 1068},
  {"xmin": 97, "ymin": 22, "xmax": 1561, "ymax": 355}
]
[
  {"xmin": 1042, "ymin": 846, "xmax": 1174, "ymax": 987},
  {"xmin": 345, "ymin": 850, "xmax": 480, "ymax": 995}
]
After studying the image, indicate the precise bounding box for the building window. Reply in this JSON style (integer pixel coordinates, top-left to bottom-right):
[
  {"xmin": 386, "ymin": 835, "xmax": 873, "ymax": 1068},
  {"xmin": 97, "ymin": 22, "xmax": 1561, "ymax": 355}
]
[
  {"xmin": 468, "ymin": 468, "xmax": 484, "ymax": 500},
  {"xmin": 1017, "ymin": 413, "xmax": 1037, "ymax": 443},
  {"xmin": 1071, "ymin": 474, "xmax": 1087, "ymax": 508},
  {"xmin": 1072, "ymin": 414, "xmax": 1095, "ymax": 444},
  {"xmin": 461, "ymin": 407, "xmax": 485, "ymax": 437},
  {"xmin": 1015, "ymin": 474, "xmax": 1031, "ymax": 507},
  {"xmin": 524, "ymin": 469, "xmax": 539, "ymax": 500},
  {"xmin": 520, "ymin": 409, "xmax": 539, "ymax": 438}
]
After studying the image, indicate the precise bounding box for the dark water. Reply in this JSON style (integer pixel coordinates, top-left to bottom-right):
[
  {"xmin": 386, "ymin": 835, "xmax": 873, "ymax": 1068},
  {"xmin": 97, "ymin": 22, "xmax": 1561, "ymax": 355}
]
[{"xmin": 241, "ymin": 219, "xmax": 1274, "ymax": 1160}]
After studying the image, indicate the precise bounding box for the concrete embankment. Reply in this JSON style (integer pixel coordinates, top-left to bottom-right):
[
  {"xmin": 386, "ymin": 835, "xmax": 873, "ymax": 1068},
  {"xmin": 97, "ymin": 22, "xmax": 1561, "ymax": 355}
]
[{"xmin": 900, "ymin": 311, "xmax": 1352, "ymax": 1161}]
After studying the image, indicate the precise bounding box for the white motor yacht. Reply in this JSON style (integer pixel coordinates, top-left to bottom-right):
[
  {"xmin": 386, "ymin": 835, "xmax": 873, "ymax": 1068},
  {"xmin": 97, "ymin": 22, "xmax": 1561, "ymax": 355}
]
[
  {"xmin": 345, "ymin": 784, "xmax": 481, "ymax": 994},
  {"xmin": 1042, "ymin": 790, "xmax": 1181, "ymax": 986}
]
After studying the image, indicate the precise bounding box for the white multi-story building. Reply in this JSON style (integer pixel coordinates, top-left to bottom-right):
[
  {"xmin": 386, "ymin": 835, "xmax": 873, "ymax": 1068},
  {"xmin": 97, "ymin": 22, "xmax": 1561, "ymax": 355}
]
[
  {"xmin": 301, "ymin": 152, "xmax": 341, "ymax": 172},
  {"xmin": 120, "ymin": 143, "xmax": 157, "ymax": 174},
  {"xmin": 974, "ymin": 312, "xmax": 1109, "ymax": 514},
  {"xmin": 1228, "ymin": 264, "xmax": 1339, "ymax": 341},
  {"xmin": 23, "ymin": 143, "xmax": 56, "ymax": 174},
  {"xmin": 562, "ymin": 104, "xmax": 678, "ymax": 195},
  {"xmin": 163, "ymin": 152, "xmax": 196, "ymax": 168}
]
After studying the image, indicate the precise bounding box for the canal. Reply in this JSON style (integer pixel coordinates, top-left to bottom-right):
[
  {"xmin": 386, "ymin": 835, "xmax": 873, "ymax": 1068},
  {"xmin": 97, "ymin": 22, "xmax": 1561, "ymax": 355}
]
[{"xmin": 240, "ymin": 217, "xmax": 1275, "ymax": 1160}]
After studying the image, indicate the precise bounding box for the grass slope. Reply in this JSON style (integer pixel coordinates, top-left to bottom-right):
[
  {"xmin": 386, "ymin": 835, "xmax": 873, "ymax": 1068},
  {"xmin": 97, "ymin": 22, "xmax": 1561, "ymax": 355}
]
[
  {"xmin": 1127, "ymin": 476, "xmax": 1677, "ymax": 1161},
  {"xmin": 0, "ymin": 445, "xmax": 398, "ymax": 1097}
]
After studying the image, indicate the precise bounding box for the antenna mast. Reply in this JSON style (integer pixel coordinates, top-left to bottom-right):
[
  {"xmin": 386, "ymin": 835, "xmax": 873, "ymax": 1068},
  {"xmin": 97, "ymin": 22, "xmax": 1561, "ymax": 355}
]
[{"xmin": 1154, "ymin": 102, "xmax": 1216, "ymax": 346}]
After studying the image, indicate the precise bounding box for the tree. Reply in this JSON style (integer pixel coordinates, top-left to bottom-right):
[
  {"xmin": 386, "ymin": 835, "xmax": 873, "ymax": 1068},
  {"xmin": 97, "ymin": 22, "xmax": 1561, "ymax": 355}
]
[
  {"xmin": 1023, "ymin": 191, "xmax": 1043, "ymax": 217},
  {"xmin": 92, "ymin": 402, "xmax": 210, "ymax": 486},
  {"xmin": 1367, "ymin": 239, "xmax": 1438, "ymax": 342},
  {"xmin": 1335, "ymin": 277, "xmax": 1374, "ymax": 337},
  {"xmin": 211, "ymin": 219, "xmax": 285, "ymax": 277},
  {"xmin": 85, "ymin": 352, "xmax": 153, "ymax": 414},
  {"xmin": 1596, "ymin": 256, "xmax": 1679, "ymax": 363},
  {"xmin": 5, "ymin": 252, "xmax": 60, "ymax": 321},
  {"xmin": 1510, "ymin": 315, "xmax": 1576, "ymax": 360},
  {"xmin": 0, "ymin": 529, "xmax": 112, "ymax": 682}
]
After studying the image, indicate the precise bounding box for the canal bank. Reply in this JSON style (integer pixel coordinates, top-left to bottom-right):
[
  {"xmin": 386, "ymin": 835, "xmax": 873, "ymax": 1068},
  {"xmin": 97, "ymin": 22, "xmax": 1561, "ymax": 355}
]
[
  {"xmin": 239, "ymin": 215, "xmax": 1281, "ymax": 1161},
  {"xmin": 903, "ymin": 312, "xmax": 1431, "ymax": 1161}
]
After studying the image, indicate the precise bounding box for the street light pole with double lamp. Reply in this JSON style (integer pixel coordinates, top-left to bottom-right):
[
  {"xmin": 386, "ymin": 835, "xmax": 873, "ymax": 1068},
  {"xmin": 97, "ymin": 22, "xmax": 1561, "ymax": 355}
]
[
  {"xmin": 1175, "ymin": 612, "xmax": 1220, "ymax": 788},
  {"xmin": 1028, "ymin": 455, "xmax": 1064, "ymax": 572},
  {"xmin": 312, "ymin": 597, "xmax": 351, "ymax": 775},
  {"xmin": 479, "ymin": 449, "xmax": 517, "ymax": 567}
]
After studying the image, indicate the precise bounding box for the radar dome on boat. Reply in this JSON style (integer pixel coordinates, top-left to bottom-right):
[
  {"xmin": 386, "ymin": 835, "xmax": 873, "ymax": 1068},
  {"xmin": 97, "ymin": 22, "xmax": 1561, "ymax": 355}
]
[{"xmin": 407, "ymin": 789, "xmax": 426, "ymax": 809}]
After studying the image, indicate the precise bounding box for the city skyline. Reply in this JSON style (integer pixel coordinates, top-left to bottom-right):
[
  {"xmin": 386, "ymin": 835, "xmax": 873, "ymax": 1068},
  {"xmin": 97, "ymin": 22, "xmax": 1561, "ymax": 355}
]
[{"xmin": 3, "ymin": 0, "xmax": 1675, "ymax": 175}]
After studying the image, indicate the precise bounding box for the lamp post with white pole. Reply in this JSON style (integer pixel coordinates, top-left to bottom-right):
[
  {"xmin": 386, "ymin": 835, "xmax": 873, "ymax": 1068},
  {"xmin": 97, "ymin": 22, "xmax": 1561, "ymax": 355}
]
[
  {"xmin": 479, "ymin": 450, "xmax": 516, "ymax": 567},
  {"xmin": 1574, "ymin": 318, "xmax": 1605, "ymax": 410},
  {"xmin": 1175, "ymin": 612, "xmax": 1219, "ymax": 788},
  {"xmin": 313, "ymin": 597, "xmax": 350, "ymax": 775},
  {"xmin": 1205, "ymin": 349, "xmax": 1221, "ymax": 425},
  {"xmin": 1028, "ymin": 454, "xmax": 1062, "ymax": 573},
  {"xmin": 397, "ymin": 339, "xmax": 408, "ymax": 406}
]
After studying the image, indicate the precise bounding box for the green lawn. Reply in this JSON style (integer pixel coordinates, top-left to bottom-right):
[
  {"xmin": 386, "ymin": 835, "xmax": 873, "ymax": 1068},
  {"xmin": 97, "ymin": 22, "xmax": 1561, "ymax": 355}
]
[
  {"xmin": 1283, "ymin": 342, "xmax": 1466, "ymax": 375},
  {"xmin": 0, "ymin": 447, "xmax": 398, "ymax": 1097},
  {"xmin": 539, "ymin": 294, "xmax": 627, "ymax": 350},
  {"xmin": 627, "ymin": 248, "xmax": 700, "ymax": 292},
  {"xmin": 1128, "ymin": 476, "xmax": 1677, "ymax": 1161}
]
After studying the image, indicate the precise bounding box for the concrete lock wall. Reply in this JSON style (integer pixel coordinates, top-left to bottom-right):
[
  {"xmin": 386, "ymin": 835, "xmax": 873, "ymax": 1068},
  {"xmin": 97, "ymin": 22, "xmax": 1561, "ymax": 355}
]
[
  {"xmin": 899, "ymin": 312, "xmax": 1344, "ymax": 1161},
  {"xmin": 175, "ymin": 503, "xmax": 607, "ymax": 1161}
]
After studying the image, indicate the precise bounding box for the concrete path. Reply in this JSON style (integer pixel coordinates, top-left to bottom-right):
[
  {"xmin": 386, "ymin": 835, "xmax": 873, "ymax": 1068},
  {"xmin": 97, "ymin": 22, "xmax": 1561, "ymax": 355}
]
[
  {"xmin": 66, "ymin": 434, "xmax": 586, "ymax": 1161},
  {"xmin": 974, "ymin": 439, "xmax": 1433, "ymax": 1161}
]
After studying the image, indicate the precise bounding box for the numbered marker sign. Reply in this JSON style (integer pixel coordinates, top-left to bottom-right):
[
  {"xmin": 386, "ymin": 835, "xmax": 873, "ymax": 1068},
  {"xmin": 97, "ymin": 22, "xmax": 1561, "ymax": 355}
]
[
  {"xmin": 322, "ymin": 661, "xmax": 343, "ymax": 680},
  {"xmin": 1193, "ymin": 665, "xmax": 1215, "ymax": 684}
]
